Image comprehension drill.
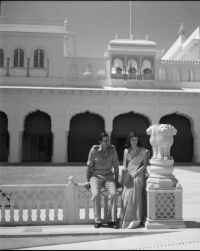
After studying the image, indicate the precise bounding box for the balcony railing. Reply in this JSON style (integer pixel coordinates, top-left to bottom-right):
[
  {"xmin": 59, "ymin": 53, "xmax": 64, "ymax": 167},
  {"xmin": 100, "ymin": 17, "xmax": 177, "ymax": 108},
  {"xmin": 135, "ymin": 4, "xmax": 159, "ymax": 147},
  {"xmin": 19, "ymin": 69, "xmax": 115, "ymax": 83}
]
[
  {"xmin": 0, "ymin": 177, "xmax": 122, "ymax": 226},
  {"xmin": 111, "ymin": 74, "xmax": 154, "ymax": 80}
]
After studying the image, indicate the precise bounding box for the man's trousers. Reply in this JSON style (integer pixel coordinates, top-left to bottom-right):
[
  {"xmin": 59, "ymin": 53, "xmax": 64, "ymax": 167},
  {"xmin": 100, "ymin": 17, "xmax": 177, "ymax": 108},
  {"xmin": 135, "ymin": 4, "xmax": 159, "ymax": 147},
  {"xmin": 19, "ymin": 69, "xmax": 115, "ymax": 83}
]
[{"xmin": 90, "ymin": 174, "xmax": 117, "ymax": 223}]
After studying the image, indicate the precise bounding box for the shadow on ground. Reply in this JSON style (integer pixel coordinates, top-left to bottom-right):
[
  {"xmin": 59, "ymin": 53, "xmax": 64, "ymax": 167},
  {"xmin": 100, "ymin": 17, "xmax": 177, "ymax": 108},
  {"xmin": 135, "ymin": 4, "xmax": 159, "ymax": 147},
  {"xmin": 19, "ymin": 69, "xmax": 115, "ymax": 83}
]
[{"xmin": 185, "ymin": 221, "xmax": 200, "ymax": 228}]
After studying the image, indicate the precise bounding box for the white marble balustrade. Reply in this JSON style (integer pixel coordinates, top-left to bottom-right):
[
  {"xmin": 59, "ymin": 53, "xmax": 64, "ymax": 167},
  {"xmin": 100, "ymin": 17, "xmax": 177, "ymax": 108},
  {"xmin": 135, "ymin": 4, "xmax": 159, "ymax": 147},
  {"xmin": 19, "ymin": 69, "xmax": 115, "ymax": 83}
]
[{"xmin": 0, "ymin": 177, "xmax": 122, "ymax": 226}]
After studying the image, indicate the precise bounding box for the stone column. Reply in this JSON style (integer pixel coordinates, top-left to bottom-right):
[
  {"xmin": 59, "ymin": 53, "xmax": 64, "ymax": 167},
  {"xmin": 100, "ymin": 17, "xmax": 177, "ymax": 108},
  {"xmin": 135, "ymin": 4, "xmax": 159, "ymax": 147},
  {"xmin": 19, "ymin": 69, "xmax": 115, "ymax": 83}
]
[
  {"xmin": 18, "ymin": 131, "xmax": 23, "ymax": 162},
  {"xmin": 193, "ymin": 132, "xmax": 198, "ymax": 163},
  {"xmin": 53, "ymin": 130, "xmax": 66, "ymax": 163},
  {"xmin": 65, "ymin": 131, "xmax": 69, "ymax": 163},
  {"xmin": 27, "ymin": 58, "xmax": 30, "ymax": 77},
  {"xmin": 9, "ymin": 130, "xmax": 21, "ymax": 163},
  {"xmin": 6, "ymin": 57, "xmax": 10, "ymax": 77},
  {"xmin": 47, "ymin": 58, "xmax": 49, "ymax": 78},
  {"xmin": 145, "ymin": 124, "xmax": 185, "ymax": 229}
]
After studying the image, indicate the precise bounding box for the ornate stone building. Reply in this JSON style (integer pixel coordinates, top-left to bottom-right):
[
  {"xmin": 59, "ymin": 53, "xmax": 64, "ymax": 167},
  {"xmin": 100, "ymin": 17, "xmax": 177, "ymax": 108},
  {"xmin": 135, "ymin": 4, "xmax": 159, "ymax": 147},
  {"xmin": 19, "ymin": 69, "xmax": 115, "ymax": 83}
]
[{"xmin": 0, "ymin": 7, "xmax": 200, "ymax": 163}]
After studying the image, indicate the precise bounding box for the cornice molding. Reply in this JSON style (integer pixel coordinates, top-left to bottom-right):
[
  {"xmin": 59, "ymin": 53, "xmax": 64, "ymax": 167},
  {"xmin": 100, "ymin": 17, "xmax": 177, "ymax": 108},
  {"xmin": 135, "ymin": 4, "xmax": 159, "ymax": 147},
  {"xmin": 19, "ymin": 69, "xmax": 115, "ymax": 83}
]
[{"xmin": 0, "ymin": 87, "xmax": 200, "ymax": 99}]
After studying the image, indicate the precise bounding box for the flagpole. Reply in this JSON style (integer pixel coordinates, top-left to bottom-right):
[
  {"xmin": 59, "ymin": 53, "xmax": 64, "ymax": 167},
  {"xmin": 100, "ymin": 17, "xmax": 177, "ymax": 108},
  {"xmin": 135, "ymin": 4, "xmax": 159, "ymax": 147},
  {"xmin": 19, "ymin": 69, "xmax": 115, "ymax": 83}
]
[{"xmin": 130, "ymin": 1, "xmax": 132, "ymax": 39}]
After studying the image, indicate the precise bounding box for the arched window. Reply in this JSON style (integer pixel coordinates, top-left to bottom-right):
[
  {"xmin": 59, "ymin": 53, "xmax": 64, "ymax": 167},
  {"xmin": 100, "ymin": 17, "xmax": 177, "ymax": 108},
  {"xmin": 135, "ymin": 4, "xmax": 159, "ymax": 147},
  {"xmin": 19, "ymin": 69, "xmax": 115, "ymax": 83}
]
[
  {"xmin": 186, "ymin": 69, "xmax": 193, "ymax": 82},
  {"xmin": 0, "ymin": 49, "xmax": 4, "ymax": 67},
  {"xmin": 69, "ymin": 64, "xmax": 78, "ymax": 79},
  {"xmin": 14, "ymin": 48, "xmax": 24, "ymax": 67},
  {"xmin": 143, "ymin": 68, "xmax": 152, "ymax": 80},
  {"xmin": 83, "ymin": 64, "xmax": 92, "ymax": 78},
  {"xmin": 173, "ymin": 68, "xmax": 180, "ymax": 81},
  {"xmin": 159, "ymin": 68, "xmax": 167, "ymax": 81},
  {"xmin": 34, "ymin": 49, "xmax": 44, "ymax": 68}
]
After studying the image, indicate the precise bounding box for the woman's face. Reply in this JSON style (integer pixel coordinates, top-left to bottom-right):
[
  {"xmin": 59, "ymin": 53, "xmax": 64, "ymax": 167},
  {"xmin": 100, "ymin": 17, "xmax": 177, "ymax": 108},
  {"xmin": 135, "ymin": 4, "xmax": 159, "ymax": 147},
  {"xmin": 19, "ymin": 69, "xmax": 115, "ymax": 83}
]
[{"xmin": 130, "ymin": 137, "xmax": 138, "ymax": 148}]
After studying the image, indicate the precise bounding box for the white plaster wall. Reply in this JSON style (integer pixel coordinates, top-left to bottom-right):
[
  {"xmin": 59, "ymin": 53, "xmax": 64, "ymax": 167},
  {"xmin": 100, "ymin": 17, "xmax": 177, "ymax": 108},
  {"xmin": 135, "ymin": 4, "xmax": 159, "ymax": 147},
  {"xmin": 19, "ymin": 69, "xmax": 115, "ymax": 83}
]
[{"xmin": 0, "ymin": 91, "xmax": 200, "ymax": 163}]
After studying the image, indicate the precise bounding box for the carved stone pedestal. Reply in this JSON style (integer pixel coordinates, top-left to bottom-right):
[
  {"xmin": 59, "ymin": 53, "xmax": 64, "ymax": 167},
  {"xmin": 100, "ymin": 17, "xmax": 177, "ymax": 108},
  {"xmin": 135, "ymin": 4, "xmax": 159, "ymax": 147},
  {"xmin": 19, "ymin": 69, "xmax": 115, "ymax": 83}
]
[{"xmin": 145, "ymin": 159, "xmax": 186, "ymax": 229}]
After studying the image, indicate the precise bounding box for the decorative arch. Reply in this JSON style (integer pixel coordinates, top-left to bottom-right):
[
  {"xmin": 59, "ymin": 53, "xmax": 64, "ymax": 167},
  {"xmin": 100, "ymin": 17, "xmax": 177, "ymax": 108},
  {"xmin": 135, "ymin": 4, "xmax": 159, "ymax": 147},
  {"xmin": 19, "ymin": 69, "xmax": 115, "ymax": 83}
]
[
  {"xmin": 33, "ymin": 49, "xmax": 44, "ymax": 68},
  {"xmin": 68, "ymin": 111, "xmax": 106, "ymax": 162},
  {"xmin": 112, "ymin": 57, "xmax": 124, "ymax": 76},
  {"xmin": 0, "ymin": 111, "xmax": 9, "ymax": 162},
  {"xmin": 13, "ymin": 48, "xmax": 24, "ymax": 67},
  {"xmin": 83, "ymin": 64, "xmax": 92, "ymax": 78},
  {"xmin": 30, "ymin": 45, "xmax": 48, "ymax": 68},
  {"xmin": 173, "ymin": 67, "xmax": 181, "ymax": 81},
  {"xmin": 159, "ymin": 67, "xmax": 167, "ymax": 81},
  {"xmin": 141, "ymin": 57, "xmax": 153, "ymax": 70},
  {"xmin": 22, "ymin": 110, "xmax": 53, "ymax": 162},
  {"xmin": 0, "ymin": 48, "xmax": 4, "ymax": 67},
  {"xmin": 97, "ymin": 64, "xmax": 106, "ymax": 79},
  {"xmin": 111, "ymin": 111, "xmax": 151, "ymax": 160},
  {"xmin": 186, "ymin": 68, "xmax": 194, "ymax": 82},
  {"xmin": 69, "ymin": 64, "xmax": 78, "ymax": 79},
  {"xmin": 159, "ymin": 112, "xmax": 194, "ymax": 162}
]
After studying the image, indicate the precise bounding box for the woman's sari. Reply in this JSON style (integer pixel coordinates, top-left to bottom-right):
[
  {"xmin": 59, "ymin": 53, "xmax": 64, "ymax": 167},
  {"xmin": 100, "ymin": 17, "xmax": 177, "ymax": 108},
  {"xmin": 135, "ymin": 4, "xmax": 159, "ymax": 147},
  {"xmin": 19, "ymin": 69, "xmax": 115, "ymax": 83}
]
[{"xmin": 120, "ymin": 147, "xmax": 147, "ymax": 229}]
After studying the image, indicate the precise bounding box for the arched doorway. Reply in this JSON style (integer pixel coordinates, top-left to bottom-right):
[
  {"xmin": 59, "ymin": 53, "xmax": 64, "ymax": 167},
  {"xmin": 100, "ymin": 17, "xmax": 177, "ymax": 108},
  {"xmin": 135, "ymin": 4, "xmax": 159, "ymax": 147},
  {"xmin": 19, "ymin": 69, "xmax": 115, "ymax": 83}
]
[
  {"xmin": 22, "ymin": 111, "xmax": 53, "ymax": 162},
  {"xmin": 68, "ymin": 112, "xmax": 105, "ymax": 162},
  {"xmin": 159, "ymin": 113, "xmax": 194, "ymax": 162},
  {"xmin": 0, "ymin": 111, "xmax": 9, "ymax": 162},
  {"xmin": 111, "ymin": 112, "xmax": 151, "ymax": 161}
]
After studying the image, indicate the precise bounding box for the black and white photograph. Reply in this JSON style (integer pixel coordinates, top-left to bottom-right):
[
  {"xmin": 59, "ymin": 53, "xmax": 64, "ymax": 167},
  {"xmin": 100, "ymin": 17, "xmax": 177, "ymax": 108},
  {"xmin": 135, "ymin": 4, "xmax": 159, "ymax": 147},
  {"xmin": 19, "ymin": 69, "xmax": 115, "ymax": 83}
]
[{"xmin": 0, "ymin": 1, "xmax": 200, "ymax": 250}]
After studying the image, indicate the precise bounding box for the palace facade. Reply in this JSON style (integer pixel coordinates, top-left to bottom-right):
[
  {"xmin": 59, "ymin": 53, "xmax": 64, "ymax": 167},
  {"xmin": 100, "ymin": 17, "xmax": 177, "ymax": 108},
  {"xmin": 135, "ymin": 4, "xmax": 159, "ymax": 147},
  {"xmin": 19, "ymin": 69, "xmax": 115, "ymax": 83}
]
[{"xmin": 0, "ymin": 6, "xmax": 200, "ymax": 163}]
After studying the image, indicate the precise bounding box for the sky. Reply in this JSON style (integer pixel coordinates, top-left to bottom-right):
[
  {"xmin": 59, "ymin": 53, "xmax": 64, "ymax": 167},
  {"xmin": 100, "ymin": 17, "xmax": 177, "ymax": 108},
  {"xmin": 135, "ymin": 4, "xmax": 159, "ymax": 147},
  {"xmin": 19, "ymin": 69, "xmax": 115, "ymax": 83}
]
[{"xmin": 1, "ymin": 1, "xmax": 200, "ymax": 57}]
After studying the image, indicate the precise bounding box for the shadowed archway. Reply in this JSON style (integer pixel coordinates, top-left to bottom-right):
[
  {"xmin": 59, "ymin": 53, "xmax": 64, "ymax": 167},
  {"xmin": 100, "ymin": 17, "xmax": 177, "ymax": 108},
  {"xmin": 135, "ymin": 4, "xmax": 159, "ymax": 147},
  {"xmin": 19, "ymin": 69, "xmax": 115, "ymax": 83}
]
[
  {"xmin": 111, "ymin": 112, "xmax": 151, "ymax": 161},
  {"xmin": 160, "ymin": 113, "xmax": 194, "ymax": 162},
  {"xmin": 22, "ymin": 110, "xmax": 53, "ymax": 162},
  {"xmin": 0, "ymin": 111, "xmax": 9, "ymax": 162},
  {"xmin": 68, "ymin": 112, "xmax": 105, "ymax": 162}
]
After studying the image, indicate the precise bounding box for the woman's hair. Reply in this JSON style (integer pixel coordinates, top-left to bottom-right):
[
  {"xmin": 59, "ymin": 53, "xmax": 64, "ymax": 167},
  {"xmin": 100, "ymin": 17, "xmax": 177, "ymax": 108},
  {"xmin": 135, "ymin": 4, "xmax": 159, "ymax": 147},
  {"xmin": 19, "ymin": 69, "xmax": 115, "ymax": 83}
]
[
  {"xmin": 99, "ymin": 132, "xmax": 109, "ymax": 142},
  {"xmin": 125, "ymin": 132, "xmax": 142, "ymax": 149}
]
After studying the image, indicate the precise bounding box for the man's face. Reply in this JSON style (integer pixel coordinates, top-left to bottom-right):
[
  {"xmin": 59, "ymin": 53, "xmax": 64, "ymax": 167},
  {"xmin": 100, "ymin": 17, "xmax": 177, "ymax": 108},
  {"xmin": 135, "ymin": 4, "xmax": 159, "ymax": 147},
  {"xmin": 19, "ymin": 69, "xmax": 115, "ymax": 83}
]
[{"xmin": 100, "ymin": 136, "xmax": 110, "ymax": 149}]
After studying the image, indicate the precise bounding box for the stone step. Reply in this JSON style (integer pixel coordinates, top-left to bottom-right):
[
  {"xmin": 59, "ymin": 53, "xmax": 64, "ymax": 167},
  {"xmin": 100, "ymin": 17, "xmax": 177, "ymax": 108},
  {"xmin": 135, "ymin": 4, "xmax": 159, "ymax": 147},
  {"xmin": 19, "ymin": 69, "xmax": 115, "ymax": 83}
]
[{"xmin": 0, "ymin": 225, "xmax": 187, "ymax": 250}]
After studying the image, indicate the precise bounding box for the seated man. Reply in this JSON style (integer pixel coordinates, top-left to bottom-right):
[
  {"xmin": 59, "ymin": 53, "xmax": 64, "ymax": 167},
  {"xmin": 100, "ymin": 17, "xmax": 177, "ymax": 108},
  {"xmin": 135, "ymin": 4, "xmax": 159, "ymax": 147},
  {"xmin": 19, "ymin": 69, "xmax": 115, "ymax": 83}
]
[{"xmin": 85, "ymin": 133, "xmax": 121, "ymax": 229}]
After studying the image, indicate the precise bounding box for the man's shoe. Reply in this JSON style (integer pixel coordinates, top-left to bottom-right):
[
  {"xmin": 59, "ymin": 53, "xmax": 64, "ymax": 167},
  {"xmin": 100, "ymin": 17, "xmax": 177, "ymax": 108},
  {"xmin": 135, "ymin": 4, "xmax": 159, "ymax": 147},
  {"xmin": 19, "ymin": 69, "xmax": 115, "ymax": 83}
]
[
  {"xmin": 108, "ymin": 222, "xmax": 119, "ymax": 229},
  {"xmin": 94, "ymin": 223, "xmax": 101, "ymax": 228}
]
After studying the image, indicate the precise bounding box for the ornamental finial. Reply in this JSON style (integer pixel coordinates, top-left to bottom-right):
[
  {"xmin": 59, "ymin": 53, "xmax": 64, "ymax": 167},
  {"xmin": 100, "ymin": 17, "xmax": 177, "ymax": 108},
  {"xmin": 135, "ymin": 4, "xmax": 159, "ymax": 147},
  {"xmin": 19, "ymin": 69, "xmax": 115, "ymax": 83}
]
[
  {"xmin": 146, "ymin": 34, "xmax": 148, "ymax": 40},
  {"xmin": 115, "ymin": 33, "xmax": 118, "ymax": 39},
  {"xmin": 178, "ymin": 23, "xmax": 186, "ymax": 35}
]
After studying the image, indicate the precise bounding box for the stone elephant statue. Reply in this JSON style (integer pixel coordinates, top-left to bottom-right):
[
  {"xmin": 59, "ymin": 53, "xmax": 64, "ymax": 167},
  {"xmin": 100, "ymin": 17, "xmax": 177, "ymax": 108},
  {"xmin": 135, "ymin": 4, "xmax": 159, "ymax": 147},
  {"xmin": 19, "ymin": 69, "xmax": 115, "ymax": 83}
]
[{"xmin": 146, "ymin": 124, "xmax": 177, "ymax": 160}]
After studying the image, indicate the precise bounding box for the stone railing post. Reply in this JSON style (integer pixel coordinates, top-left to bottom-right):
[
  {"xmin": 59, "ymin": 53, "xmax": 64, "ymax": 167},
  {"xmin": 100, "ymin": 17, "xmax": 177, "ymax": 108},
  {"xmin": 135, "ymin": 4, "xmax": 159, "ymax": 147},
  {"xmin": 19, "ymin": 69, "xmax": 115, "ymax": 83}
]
[
  {"xmin": 67, "ymin": 176, "xmax": 76, "ymax": 224},
  {"xmin": 145, "ymin": 124, "xmax": 185, "ymax": 229}
]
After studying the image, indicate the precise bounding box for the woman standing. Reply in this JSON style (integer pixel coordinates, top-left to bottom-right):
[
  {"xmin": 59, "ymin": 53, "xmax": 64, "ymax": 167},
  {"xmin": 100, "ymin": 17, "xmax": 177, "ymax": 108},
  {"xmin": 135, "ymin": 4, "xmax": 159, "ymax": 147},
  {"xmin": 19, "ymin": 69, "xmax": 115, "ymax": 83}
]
[{"xmin": 120, "ymin": 132, "xmax": 150, "ymax": 229}]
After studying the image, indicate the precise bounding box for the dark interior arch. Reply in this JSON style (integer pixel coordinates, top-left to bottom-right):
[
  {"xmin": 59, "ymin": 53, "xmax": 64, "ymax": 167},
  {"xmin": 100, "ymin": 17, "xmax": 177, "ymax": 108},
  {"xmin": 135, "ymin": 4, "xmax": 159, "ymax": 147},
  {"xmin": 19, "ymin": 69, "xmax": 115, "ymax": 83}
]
[
  {"xmin": 111, "ymin": 112, "xmax": 151, "ymax": 161},
  {"xmin": 0, "ymin": 111, "xmax": 9, "ymax": 162},
  {"xmin": 68, "ymin": 112, "xmax": 105, "ymax": 162},
  {"xmin": 159, "ymin": 113, "xmax": 194, "ymax": 162},
  {"xmin": 22, "ymin": 110, "xmax": 53, "ymax": 162}
]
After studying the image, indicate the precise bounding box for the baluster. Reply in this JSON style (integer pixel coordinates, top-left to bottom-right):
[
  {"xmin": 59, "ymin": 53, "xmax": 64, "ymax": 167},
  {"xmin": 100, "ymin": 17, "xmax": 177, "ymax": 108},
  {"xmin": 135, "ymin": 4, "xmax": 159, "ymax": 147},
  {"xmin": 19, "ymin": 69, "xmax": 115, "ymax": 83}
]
[
  {"xmin": 27, "ymin": 201, "xmax": 32, "ymax": 223},
  {"xmin": 75, "ymin": 186, "xmax": 80, "ymax": 223},
  {"xmin": 54, "ymin": 201, "xmax": 58, "ymax": 222},
  {"xmin": 1, "ymin": 202, "xmax": 6, "ymax": 223},
  {"xmin": 36, "ymin": 201, "xmax": 41, "ymax": 222},
  {"xmin": 10, "ymin": 200, "xmax": 15, "ymax": 223},
  {"xmin": 103, "ymin": 196, "xmax": 108, "ymax": 221},
  {"xmin": 19, "ymin": 200, "xmax": 23, "ymax": 223},
  {"xmin": 45, "ymin": 201, "xmax": 50, "ymax": 222},
  {"xmin": 85, "ymin": 198, "xmax": 89, "ymax": 220}
]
